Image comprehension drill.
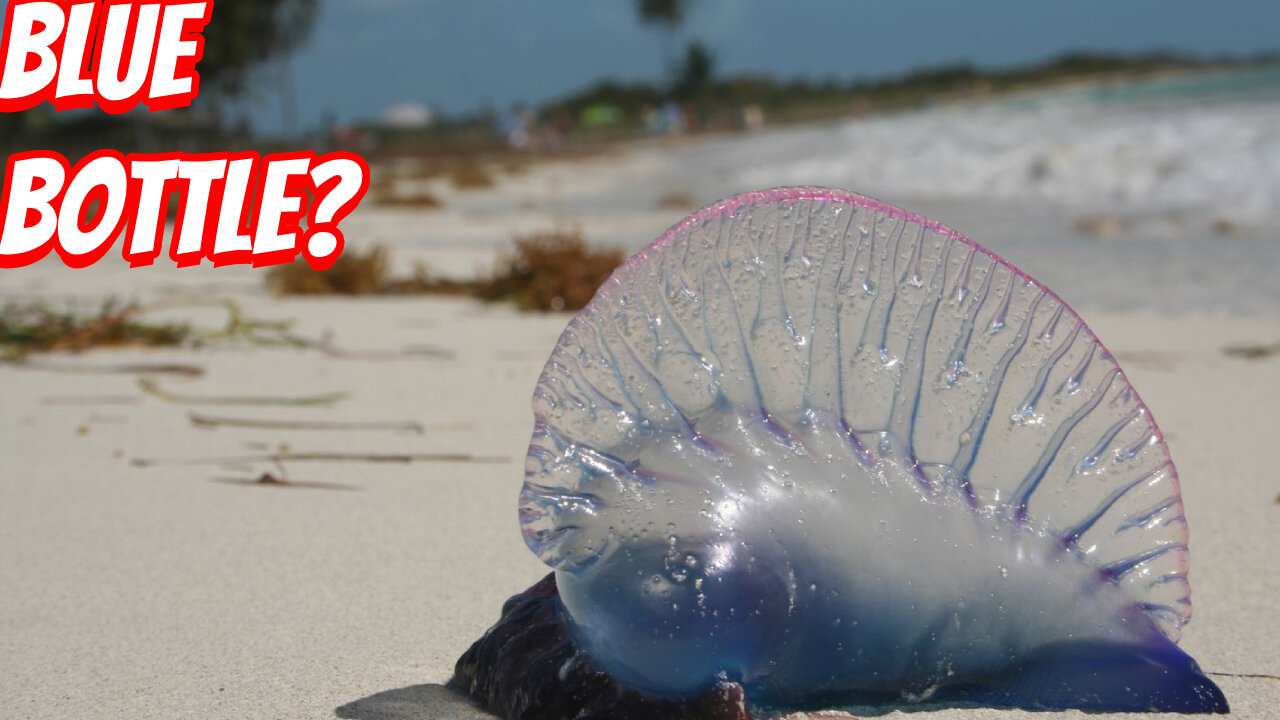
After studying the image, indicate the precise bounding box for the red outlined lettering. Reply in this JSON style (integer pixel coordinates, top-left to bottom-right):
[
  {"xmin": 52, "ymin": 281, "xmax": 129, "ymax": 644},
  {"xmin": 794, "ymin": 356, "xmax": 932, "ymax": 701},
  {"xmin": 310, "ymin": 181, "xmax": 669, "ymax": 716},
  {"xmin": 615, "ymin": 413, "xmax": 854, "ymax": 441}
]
[
  {"xmin": 54, "ymin": 149, "xmax": 130, "ymax": 268},
  {"xmin": 0, "ymin": 0, "xmax": 212, "ymax": 113},
  {"xmin": 249, "ymin": 152, "xmax": 314, "ymax": 268},
  {"xmin": 303, "ymin": 153, "xmax": 371, "ymax": 272},
  {"xmin": 0, "ymin": 150, "xmax": 70, "ymax": 268},
  {"xmin": 0, "ymin": 151, "xmax": 372, "ymax": 270},
  {"xmin": 147, "ymin": 1, "xmax": 209, "ymax": 111},
  {"xmin": 123, "ymin": 153, "xmax": 181, "ymax": 267},
  {"xmin": 207, "ymin": 152, "xmax": 259, "ymax": 267}
]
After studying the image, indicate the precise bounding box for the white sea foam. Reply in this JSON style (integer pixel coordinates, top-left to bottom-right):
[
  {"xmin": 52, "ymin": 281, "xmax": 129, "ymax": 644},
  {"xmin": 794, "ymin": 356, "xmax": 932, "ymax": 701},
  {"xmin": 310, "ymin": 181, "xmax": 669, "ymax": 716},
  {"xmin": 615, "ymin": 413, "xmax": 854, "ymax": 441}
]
[
  {"xmin": 732, "ymin": 93, "xmax": 1280, "ymax": 220},
  {"xmin": 384, "ymin": 70, "xmax": 1280, "ymax": 316}
]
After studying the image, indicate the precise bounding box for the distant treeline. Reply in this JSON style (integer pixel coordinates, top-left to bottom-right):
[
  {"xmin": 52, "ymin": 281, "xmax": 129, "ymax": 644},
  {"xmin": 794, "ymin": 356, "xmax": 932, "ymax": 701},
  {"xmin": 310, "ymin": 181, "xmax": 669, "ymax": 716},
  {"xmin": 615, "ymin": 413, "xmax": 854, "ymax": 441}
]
[
  {"xmin": 540, "ymin": 50, "xmax": 1280, "ymax": 129},
  {"xmin": 4, "ymin": 49, "xmax": 1277, "ymax": 158}
]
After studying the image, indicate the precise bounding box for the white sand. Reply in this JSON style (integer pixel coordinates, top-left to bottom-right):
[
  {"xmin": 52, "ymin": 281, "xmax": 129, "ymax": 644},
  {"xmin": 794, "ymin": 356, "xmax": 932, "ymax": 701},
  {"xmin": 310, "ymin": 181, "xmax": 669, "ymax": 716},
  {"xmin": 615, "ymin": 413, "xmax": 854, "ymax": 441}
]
[{"xmin": 2, "ymin": 182, "xmax": 1279, "ymax": 718}]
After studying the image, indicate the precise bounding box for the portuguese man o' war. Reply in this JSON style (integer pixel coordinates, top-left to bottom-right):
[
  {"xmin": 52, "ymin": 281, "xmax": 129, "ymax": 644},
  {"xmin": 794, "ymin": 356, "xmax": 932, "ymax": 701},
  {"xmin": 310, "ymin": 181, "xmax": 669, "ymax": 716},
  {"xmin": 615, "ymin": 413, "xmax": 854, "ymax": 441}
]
[{"xmin": 452, "ymin": 187, "xmax": 1228, "ymax": 717}]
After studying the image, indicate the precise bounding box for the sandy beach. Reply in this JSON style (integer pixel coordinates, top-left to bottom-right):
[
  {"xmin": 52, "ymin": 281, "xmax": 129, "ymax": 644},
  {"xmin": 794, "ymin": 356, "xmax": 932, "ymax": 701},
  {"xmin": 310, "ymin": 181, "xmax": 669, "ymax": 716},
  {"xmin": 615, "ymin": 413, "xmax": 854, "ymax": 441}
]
[{"xmin": 4, "ymin": 105, "xmax": 1280, "ymax": 719}]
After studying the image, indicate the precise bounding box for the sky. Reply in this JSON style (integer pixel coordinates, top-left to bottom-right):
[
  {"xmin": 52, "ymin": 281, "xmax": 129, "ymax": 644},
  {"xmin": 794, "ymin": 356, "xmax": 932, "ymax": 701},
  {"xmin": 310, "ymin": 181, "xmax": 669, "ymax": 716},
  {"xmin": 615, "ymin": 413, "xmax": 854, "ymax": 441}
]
[{"xmin": 244, "ymin": 0, "xmax": 1280, "ymax": 134}]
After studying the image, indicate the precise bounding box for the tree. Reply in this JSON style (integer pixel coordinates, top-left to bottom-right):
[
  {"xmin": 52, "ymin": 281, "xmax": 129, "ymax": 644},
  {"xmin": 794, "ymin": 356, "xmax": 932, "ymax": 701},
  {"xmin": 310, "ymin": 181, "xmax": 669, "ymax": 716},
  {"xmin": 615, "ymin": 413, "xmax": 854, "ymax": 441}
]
[
  {"xmin": 197, "ymin": 0, "xmax": 320, "ymax": 136},
  {"xmin": 671, "ymin": 40, "xmax": 714, "ymax": 101},
  {"xmin": 199, "ymin": 0, "xmax": 320, "ymax": 97},
  {"xmin": 636, "ymin": 0, "xmax": 694, "ymax": 89},
  {"xmin": 636, "ymin": 0, "xmax": 692, "ymax": 29}
]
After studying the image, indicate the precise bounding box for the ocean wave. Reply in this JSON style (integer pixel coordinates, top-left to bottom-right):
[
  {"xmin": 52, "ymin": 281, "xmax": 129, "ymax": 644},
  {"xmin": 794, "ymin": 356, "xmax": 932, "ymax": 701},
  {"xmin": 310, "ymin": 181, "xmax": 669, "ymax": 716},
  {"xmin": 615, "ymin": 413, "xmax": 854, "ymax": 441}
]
[{"xmin": 734, "ymin": 92, "xmax": 1280, "ymax": 220}]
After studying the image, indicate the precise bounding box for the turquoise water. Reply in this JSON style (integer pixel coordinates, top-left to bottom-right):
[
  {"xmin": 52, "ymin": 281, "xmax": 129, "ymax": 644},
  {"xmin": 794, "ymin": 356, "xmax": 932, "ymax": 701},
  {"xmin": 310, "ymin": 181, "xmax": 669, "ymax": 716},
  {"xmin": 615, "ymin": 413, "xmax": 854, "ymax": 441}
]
[{"xmin": 1087, "ymin": 63, "xmax": 1280, "ymax": 106}]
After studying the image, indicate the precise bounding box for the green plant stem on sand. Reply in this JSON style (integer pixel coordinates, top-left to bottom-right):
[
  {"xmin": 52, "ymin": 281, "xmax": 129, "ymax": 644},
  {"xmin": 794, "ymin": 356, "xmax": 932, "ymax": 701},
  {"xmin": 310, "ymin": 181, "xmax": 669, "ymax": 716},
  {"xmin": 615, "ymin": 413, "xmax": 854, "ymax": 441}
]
[
  {"xmin": 15, "ymin": 361, "xmax": 206, "ymax": 377},
  {"xmin": 131, "ymin": 451, "xmax": 509, "ymax": 467},
  {"xmin": 1223, "ymin": 340, "xmax": 1280, "ymax": 360},
  {"xmin": 211, "ymin": 474, "xmax": 359, "ymax": 491},
  {"xmin": 138, "ymin": 378, "xmax": 348, "ymax": 407},
  {"xmin": 188, "ymin": 412, "xmax": 424, "ymax": 433}
]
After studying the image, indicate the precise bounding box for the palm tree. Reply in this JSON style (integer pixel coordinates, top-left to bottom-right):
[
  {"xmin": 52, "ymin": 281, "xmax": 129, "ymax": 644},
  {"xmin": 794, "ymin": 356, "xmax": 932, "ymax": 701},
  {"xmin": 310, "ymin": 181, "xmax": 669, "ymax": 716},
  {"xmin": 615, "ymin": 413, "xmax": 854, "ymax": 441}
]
[
  {"xmin": 199, "ymin": 0, "xmax": 319, "ymax": 135},
  {"xmin": 636, "ymin": 0, "xmax": 692, "ymax": 28},
  {"xmin": 636, "ymin": 0, "xmax": 694, "ymax": 85},
  {"xmin": 200, "ymin": 0, "xmax": 319, "ymax": 94},
  {"xmin": 671, "ymin": 40, "xmax": 714, "ymax": 101}
]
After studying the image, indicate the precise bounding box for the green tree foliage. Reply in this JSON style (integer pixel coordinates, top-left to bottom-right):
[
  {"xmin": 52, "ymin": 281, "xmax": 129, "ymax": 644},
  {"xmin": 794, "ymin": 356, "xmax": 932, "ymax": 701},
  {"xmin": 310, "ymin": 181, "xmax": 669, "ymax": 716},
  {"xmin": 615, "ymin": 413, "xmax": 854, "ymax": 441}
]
[
  {"xmin": 636, "ymin": 0, "xmax": 692, "ymax": 28},
  {"xmin": 199, "ymin": 0, "xmax": 320, "ymax": 95},
  {"xmin": 672, "ymin": 40, "xmax": 714, "ymax": 100}
]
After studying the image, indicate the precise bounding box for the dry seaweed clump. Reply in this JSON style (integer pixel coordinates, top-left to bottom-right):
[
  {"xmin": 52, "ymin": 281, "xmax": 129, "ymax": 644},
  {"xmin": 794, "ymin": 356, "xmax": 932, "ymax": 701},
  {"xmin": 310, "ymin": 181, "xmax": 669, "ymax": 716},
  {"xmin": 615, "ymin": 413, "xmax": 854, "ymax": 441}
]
[
  {"xmin": 265, "ymin": 246, "xmax": 471, "ymax": 297},
  {"xmin": 450, "ymin": 159, "xmax": 495, "ymax": 190},
  {"xmin": 477, "ymin": 229, "xmax": 624, "ymax": 312},
  {"xmin": 0, "ymin": 301, "xmax": 190, "ymax": 357},
  {"xmin": 375, "ymin": 189, "xmax": 443, "ymax": 209},
  {"xmin": 369, "ymin": 177, "xmax": 444, "ymax": 209},
  {"xmin": 655, "ymin": 191, "xmax": 698, "ymax": 210},
  {"xmin": 266, "ymin": 232, "xmax": 624, "ymax": 312},
  {"xmin": 266, "ymin": 246, "xmax": 390, "ymax": 295}
]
